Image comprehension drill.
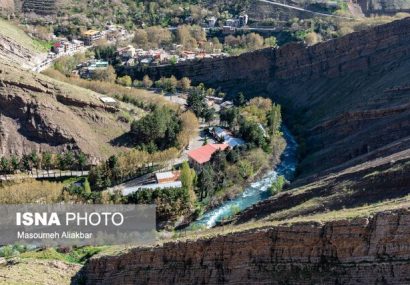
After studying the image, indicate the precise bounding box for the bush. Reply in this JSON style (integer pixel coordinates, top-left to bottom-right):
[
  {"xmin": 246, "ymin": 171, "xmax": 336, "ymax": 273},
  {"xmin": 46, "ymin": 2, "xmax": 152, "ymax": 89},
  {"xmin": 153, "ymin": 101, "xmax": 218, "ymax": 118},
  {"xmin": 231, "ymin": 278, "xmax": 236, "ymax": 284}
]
[
  {"xmin": 270, "ymin": 175, "xmax": 286, "ymax": 195},
  {"xmin": 238, "ymin": 160, "xmax": 253, "ymax": 179}
]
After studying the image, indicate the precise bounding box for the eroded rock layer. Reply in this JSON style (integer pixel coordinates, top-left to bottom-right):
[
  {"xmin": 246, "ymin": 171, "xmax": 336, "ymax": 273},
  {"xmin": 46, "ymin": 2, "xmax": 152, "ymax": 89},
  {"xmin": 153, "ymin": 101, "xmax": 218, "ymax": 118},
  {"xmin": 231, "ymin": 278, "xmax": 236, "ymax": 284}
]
[
  {"xmin": 79, "ymin": 209, "xmax": 410, "ymax": 285},
  {"xmin": 0, "ymin": 62, "xmax": 128, "ymax": 159},
  {"xmin": 122, "ymin": 18, "xmax": 410, "ymax": 176}
]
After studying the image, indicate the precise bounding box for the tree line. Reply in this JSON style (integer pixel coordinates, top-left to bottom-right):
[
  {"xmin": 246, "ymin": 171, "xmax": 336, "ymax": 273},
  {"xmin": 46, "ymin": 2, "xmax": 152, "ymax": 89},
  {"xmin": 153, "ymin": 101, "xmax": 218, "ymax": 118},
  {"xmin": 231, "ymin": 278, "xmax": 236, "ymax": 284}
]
[{"xmin": 0, "ymin": 151, "xmax": 88, "ymax": 176}]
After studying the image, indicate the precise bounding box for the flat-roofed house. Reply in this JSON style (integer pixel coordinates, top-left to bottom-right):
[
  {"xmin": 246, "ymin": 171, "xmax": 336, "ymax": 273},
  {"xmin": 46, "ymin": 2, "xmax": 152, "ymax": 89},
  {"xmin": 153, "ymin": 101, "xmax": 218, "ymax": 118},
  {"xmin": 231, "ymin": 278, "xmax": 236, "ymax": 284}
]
[
  {"xmin": 155, "ymin": 171, "xmax": 181, "ymax": 184},
  {"xmin": 82, "ymin": 30, "xmax": 103, "ymax": 46}
]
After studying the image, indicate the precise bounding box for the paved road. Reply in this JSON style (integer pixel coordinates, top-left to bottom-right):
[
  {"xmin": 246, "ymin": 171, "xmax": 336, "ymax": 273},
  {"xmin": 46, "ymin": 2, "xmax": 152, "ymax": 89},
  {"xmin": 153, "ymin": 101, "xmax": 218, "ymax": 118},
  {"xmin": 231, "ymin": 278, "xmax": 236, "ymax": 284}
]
[
  {"xmin": 0, "ymin": 170, "xmax": 89, "ymax": 181},
  {"xmin": 109, "ymin": 124, "xmax": 216, "ymax": 194}
]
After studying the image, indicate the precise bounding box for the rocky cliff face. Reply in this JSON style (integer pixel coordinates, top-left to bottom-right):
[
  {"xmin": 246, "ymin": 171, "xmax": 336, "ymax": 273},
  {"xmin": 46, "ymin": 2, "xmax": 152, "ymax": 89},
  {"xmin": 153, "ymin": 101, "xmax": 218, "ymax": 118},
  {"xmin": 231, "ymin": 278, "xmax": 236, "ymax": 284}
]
[
  {"xmin": 78, "ymin": 209, "xmax": 410, "ymax": 285},
  {"xmin": 0, "ymin": 0, "xmax": 15, "ymax": 11},
  {"xmin": 0, "ymin": 62, "xmax": 128, "ymax": 159},
  {"xmin": 125, "ymin": 18, "xmax": 410, "ymax": 177},
  {"xmin": 75, "ymin": 17, "xmax": 410, "ymax": 285}
]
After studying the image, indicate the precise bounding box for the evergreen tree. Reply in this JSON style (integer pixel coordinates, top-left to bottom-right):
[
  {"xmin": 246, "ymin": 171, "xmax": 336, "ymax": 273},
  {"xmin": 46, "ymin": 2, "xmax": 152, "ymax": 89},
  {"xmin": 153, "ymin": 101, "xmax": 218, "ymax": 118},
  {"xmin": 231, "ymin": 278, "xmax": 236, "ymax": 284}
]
[
  {"xmin": 42, "ymin": 151, "xmax": 52, "ymax": 176},
  {"xmin": 10, "ymin": 156, "xmax": 20, "ymax": 174},
  {"xmin": 180, "ymin": 161, "xmax": 197, "ymax": 205},
  {"xmin": 267, "ymin": 104, "xmax": 282, "ymax": 135},
  {"xmin": 0, "ymin": 157, "xmax": 9, "ymax": 175},
  {"xmin": 64, "ymin": 151, "xmax": 75, "ymax": 175},
  {"xmin": 197, "ymin": 165, "xmax": 215, "ymax": 200},
  {"xmin": 76, "ymin": 152, "xmax": 87, "ymax": 175}
]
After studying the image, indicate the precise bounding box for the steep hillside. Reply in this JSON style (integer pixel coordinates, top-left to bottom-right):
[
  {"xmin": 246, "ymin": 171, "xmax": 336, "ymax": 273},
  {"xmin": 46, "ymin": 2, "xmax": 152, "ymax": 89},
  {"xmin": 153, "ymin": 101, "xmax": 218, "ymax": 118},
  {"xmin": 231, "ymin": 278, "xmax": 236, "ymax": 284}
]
[
  {"xmin": 129, "ymin": 17, "xmax": 410, "ymax": 177},
  {"xmin": 0, "ymin": 258, "xmax": 80, "ymax": 285},
  {"xmin": 138, "ymin": 17, "xmax": 410, "ymax": 227},
  {"xmin": 358, "ymin": 0, "xmax": 410, "ymax": 15},
  {"xmin": 0, "ymin": 0, "xmax": 15, "ymax": 11},
  {"xmin": 0, "ymin": 61, "xmax": 130, "ymax": 159},
  {"xmin": 77, "ymin": 209, "xmax": 410, "ymax": 284},
  {"xmin": 0, "ymin": 18, "xmax": 45, "ymax": 69},
  {"xmin": 78, "ymin": 19, "xmax": 410, "ymax": 284}
]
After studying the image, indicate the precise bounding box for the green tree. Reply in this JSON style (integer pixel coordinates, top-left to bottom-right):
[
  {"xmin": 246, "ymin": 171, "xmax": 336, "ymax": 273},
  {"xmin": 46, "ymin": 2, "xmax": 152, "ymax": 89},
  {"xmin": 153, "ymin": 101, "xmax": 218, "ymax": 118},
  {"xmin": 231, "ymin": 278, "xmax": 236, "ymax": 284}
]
[
  {"xmin": 57, "ymin": 154, "xmax": 65, "ymax": 176},
  {"xmin": 30, "ymin": 151, "xmax": 40, "ymax": 176},
  {"xmin": 91, "ymin": 65, "xmax": 117, "ymax": 83},
  {"xmin": 76, "ymin": 152, "xmax": 87, "ymax": 174},
  {"xmin": 130, "ymin": 107, "xmax": 181, "ymax": 150},
  {"xmin": 94, "ymin": 44, "xmax": 116, "ymax": 61},
  {"xmin": 107, "ymin": 155, "xmax": 121, "ymax": 183},
  {"xmin": 204, "ymin": 108, "xmax": 216, "ymax": 124},
  {"xmin": 264, "ymin": 36, "xmax": 278, "ymax": 47},
  {"xmin": 238, "ymin": 159, "xmax": 253, "ymax": 179},
  {"xmin": 116, "ymin": 75, "xmax": 132, "ymax": 87},
  {"xmin": 178, "ymin": 77, "xmax": 191, "ymax": 91},
  {"xmin": 180, "ymin": 161, "xmax": 197, "ymax": 205},
  {"xmin": 187, "ymin": 84, "xmax": 207, "ymax": 118},
  {"xmin": 220, "ymin": 107, "xmax": 239, "ymax": 129},
  {"xmin": 88, "ymin": 166, "xmax": 105, "ymax": 191},
  {"xmin": 162, "ymin": 76, "xmax": 178, "ymax": 93},
  {"xmin": 235, "ymin": 92, "xmax": 246, "ymax": 106},
  {"xmin": 142, "ymin": 75, "xmax": 153, "ymax": 88},
  {"xmin": 83, "ymin": 178, "xmax": 92, "ymax": 193},
  {"xmin": 267, "ymin": 104, "xmax": 282, "ymax": 135},
  {"xmin": 270, "ymin": 175, "xmax": 286, "ymax": 195},
  {"xmin": 64, "ymin": 151, "xmax": 75, "ymax": 174},
  {"xmin": 0, "ymin": 157, "xmax": 10, "ymax": 175},
  {"xmin": 21, "ymin": 154, "xmax": 32, "ymax": 174},
  {"xmin": 10, "ymin": 156, "xmax": 20, "ymax": 174},
  {"xmin": 197, "ymin": 165, "xmax": 215, "ymax": 200},
  {"xmin": 42, "ymin": 151, "xmax": 52, "ymax": 176},
  {"xmin": 239, "ymin": 120, "xmax": 266, "ymax": 148}
]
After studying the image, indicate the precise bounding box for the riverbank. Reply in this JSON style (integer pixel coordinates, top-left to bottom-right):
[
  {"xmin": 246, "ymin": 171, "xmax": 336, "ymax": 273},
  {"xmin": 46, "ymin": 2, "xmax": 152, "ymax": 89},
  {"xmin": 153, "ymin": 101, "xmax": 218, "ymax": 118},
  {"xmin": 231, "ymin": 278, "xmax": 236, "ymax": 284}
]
[{"xmin": 186, "ymin": 127, "xmax": 298, "ymax": 229}]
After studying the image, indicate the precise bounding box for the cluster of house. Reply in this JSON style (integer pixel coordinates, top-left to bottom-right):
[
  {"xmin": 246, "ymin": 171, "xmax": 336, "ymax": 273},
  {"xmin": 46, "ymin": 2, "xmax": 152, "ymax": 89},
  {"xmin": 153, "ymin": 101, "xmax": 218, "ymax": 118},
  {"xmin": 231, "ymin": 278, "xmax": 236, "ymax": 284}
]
[
  {"xmin": 205, "ymin": 96, "xmax": 234, "ymax": 111},
  {"xmin": 116, "ymin": 44, "xmax": 229, "ymax": 67},
  {"xmin": 71, "ymin": 59, "xmax": 109, "ymax": 79},
  {"xmin": 188, "ymin": 127, "xmax": 245, "ymax": 168},
  {"xmin": 81, "ymin": 23, "xmax": 131, "ymax": 46},
  {"xmin": 223, "ymin": 15, "xmax": 249, "ymax": 34},
  {"xmin": 51, "ymin": 22, "xmax": 131, "ymax": 57},
  {"xmin": 52, "ymin": 39, "xmax": 85, "ymax": 56},
  {"xmin": 206, "ymin": 14, "xmax": 248, "ymax": 29}
]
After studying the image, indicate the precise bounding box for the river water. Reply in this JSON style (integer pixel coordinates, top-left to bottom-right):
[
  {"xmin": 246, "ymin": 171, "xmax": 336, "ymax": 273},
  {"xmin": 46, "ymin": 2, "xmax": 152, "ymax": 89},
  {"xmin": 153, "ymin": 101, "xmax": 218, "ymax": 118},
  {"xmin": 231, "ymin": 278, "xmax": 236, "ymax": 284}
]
[{"xmin": 191, "ymin": 127, "xmax": 298, "ymax": 228}]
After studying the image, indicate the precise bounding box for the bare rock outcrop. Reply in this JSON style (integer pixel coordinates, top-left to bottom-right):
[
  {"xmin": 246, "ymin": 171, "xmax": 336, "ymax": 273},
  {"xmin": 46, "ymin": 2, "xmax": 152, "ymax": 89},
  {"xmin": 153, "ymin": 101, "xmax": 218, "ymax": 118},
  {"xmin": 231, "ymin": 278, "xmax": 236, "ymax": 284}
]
[
  {"xmin": 123, "ymin": 18, "xmax": 410, "ymax": 177},
  {"xmin": 0, "ymin": 62, "xmax": 128, "ymax": 159},
  {"xmin": 77, "ymin": 209, "xmax": 410, "ymax": 285}
]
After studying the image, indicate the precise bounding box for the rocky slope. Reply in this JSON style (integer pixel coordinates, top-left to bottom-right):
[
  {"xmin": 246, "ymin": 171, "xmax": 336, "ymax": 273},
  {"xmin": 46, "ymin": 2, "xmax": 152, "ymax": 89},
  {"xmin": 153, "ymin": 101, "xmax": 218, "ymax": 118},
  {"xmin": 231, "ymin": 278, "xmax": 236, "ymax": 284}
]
[
  {"xmin": 0, "ymin": 258, "xmax": 80, "ymax": 285},
  {"xmin": 0, "ymin": 19, "xmax": 134, "ymax": 159},
  {"xmin": 0, "ymin": 0, "xmax": 15, "ymax": 11},
  {"xmin": 357, "ymin": 0, "xmax": 410, "ymax": 15},
  {"xmin": 77, "ymin": 209, "xmax": 410, "ymax": 285},
  {"xmin": 0, "ymin": 18, "xmax": 45, "ymax": 69},
  {"xmin": 0, "ymin": 61, "xmax": 129, "ymax": 159},
  {"xmin": 126, "ymin": 17, "xmax": 410, "ymax": 177}
]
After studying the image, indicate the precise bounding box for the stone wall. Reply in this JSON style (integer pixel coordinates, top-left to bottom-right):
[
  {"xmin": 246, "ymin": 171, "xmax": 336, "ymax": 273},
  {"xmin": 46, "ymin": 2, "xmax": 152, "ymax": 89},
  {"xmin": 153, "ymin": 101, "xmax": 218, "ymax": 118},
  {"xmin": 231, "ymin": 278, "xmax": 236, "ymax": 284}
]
[{"xmin": 78, "ymin": 209, "xmax": 410, "ymax": 285}]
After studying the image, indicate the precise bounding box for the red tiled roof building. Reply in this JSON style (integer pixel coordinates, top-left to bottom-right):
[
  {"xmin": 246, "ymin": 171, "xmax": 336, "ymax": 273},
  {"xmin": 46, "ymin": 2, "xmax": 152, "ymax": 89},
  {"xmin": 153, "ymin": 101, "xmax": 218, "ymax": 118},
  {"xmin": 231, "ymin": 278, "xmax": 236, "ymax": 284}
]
[{"xmin": 188, "ymin": 144, "xmax": 229, "ymax": 166}]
